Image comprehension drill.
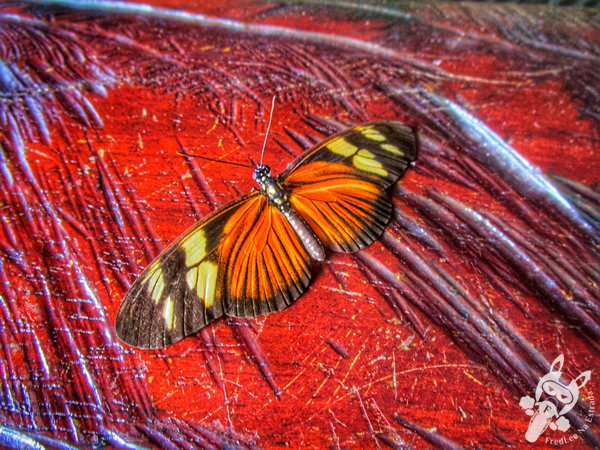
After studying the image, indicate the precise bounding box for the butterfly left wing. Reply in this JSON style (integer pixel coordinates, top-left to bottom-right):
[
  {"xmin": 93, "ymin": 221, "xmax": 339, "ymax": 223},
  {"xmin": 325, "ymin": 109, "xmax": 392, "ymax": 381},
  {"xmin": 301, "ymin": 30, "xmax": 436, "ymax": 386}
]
[
  {"xmin": 116, "ymin": 192, "xmax": 314, "ymax": 348},
  {"xmin": 281, "ymin": 122, "xmax": 417, "ymax": 253},
  {"xmin": 116, "ymin": 194, "xmax": 257, "ymax": 348}
]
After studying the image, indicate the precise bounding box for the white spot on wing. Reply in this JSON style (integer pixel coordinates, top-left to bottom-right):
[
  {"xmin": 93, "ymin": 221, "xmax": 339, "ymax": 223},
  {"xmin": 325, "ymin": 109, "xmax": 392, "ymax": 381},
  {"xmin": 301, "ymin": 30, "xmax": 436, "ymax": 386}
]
[{"xmin": 163, "ymin": 296, "xmax": 176, "ymax": 330}]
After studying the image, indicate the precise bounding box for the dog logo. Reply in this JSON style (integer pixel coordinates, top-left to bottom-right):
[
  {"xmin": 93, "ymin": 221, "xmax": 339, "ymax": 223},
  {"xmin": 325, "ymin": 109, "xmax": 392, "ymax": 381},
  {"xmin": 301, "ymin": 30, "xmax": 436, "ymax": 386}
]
[{"xmin": 519, "ymin": 355, "xmax": 591, "ymax": 443}]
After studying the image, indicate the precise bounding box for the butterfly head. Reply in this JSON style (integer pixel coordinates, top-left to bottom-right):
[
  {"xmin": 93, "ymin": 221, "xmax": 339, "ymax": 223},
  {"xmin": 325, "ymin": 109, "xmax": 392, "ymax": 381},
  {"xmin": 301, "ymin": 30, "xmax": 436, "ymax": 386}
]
[{"xmin": 253, "ymin": 164, "xmax": 271, "ymax": 183}]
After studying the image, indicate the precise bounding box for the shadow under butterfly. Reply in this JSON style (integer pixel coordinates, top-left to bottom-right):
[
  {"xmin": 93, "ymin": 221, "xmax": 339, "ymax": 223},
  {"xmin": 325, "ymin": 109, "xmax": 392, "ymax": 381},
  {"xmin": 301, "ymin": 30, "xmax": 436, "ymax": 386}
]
[{"xmin": 116, "ymin": 120, "xmax": 417, "ymax": 348}]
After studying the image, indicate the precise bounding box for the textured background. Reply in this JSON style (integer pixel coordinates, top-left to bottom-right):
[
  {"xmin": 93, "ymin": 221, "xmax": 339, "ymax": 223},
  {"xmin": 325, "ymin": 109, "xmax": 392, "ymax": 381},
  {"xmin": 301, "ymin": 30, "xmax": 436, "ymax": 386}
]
[{"xmin": 0, "ymin": 1, "xmax": 598, "ymax": 448}]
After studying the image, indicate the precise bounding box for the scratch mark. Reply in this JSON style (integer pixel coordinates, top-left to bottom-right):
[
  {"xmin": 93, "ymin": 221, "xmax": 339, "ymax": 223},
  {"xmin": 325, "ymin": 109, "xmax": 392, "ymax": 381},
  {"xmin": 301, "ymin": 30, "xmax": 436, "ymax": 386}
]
[
  {"xmin": 462, "ymin": 369, "xmax": 483, "ymax": 386},
  {"xmin": 213, "ymin": 328, "xmax": 233, "ymax": 432},
  {"xmin": 352, "ymin": 387, "xmax": 380, "ymax": 449},
  {"xmin": 306, "ymin": 358, "xmax": 344, "ymax": 408},
  {"xmin": 332, "ymin": 348, "xmax": 363, "ymax": 398},
  {"xmin": 392, "ymin": 350, "xmax": 397, "ymax": 400},
  {"xmin": 329, "ymin": 420, "xmax": 341, "ymax": 450}
]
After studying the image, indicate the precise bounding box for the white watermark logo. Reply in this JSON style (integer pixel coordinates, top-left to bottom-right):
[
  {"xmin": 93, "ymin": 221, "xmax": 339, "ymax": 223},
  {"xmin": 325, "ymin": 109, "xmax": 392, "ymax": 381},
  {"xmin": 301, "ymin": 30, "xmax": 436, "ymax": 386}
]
[{"xmin": 519, "ymin": 354, "xmax": 593, "ymax": 444}]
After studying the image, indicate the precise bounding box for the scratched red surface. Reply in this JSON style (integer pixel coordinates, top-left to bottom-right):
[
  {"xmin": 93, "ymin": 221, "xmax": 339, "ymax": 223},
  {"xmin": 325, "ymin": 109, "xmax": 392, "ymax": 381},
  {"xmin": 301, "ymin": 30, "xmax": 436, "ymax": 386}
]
[{"xmin": 0, "ymin": 1, "xmax": 598, "ymax": 449}]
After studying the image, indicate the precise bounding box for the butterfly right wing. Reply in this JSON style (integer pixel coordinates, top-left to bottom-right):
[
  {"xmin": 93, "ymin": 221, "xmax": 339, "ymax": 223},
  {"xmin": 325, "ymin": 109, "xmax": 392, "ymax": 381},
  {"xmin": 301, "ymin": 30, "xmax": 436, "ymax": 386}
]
[
  {"xmin": 281, "ymin": 122, "xmax": 417, "ymax": 253},
  {"xmin": 116, "ymin": 193, "xmax": 257, "ymax": 348},
  {"xmin": 116, "ymin": 191, "xmax": 315, "ymax": 348}
]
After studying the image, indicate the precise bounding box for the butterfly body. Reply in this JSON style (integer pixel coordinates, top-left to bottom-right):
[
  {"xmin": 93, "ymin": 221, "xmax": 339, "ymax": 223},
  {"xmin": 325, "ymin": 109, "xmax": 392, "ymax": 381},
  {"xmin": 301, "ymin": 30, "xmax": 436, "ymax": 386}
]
[{"xmin": 116, "ymin": 121, "xmax": 417, "ymax": 348}]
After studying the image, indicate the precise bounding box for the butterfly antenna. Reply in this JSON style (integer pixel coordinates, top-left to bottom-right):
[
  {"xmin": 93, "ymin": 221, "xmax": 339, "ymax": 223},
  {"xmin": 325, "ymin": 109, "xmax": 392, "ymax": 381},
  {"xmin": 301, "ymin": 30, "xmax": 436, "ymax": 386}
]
[
  {"xmin": 259, "ymin": 95, "xmax": 276, "ymax": 167},
  {"xmin": 177, "ymin": 151, "xmax": 253, "ymax": 168},
  {"xmin": 175, "ymin": 134, "xmax": 254, "ymax": 168}
]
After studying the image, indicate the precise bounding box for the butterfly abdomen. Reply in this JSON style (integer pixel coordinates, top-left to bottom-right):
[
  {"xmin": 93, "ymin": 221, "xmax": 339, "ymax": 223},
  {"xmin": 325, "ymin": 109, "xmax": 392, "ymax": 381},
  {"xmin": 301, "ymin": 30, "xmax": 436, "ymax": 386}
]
[{"xmin": 278, "ymin": 203, "xmax": 326, "ymax": 262}]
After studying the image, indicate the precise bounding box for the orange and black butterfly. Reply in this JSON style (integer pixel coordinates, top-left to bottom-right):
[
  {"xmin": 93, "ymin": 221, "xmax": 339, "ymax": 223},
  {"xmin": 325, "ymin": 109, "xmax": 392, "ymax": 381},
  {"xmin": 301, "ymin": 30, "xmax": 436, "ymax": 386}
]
[{"xmin": 116, "ymin": 122, "xmax": 417, "ymax": 348}]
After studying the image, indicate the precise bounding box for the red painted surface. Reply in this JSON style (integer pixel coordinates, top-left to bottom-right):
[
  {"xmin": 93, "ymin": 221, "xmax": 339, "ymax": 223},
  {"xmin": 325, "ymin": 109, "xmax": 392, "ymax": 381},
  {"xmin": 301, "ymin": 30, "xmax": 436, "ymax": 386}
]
[{"xmin": 0, "ymin": 1, "xmax": 598, "ymax": 448}]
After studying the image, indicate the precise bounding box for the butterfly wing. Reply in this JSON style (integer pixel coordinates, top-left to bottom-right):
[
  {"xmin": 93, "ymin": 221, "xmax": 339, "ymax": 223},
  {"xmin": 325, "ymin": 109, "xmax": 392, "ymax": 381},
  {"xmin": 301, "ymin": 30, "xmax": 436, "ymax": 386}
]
[
  {"xmin": 115, "ymin": 194, "xmax": 255, "ymax": 348},
  {"xmin": 219, "ymin": 194, "xmax": 313, "ymax": 318},
  {"xmin": 116, "ymin": 193, "xmax": 314, "ymax": 348},
  {"xmin": 281, "ymin": 122, "xmax": 417, "ymax": 252}
]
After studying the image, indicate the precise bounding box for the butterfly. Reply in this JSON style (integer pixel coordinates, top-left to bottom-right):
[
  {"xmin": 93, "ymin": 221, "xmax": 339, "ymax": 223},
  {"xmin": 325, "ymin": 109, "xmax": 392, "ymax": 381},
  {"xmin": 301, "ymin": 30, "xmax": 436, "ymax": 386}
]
[{"xmin": 116, "ymin": 121, "xmax": 417, "ymax": 348}]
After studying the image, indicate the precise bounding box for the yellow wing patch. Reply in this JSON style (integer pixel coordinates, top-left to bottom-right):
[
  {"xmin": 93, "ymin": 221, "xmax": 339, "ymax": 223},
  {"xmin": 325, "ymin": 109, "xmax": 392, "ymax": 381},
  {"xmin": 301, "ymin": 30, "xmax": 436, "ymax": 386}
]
[
  {"xmin": 361, "ymin": 127, "xmax": 387, "ymax": 142},
  {"xmin": 327, "ymin": 137, "xmax": 358, "ymax": 157},
  {"xmin": 353, "ymin": 149, "xmax": 387, "ymax": 177},
  {"xmin": 326, "ymin": 137, "xmax": 388, "ymax": 177},
  {"xmin": 186, "ymin": 261, "xmax": 218, "ymax": 308},
  {"xmin": 381, "ymin": 143, "xmax": 404, "ymax": 156},
  {"xmin": 181, "ymin": 228, "xmax": 207, "ymax": 267},
  {"xmin": 146, "ymin": 262, "xmax": 166, "ymax": 304}
]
